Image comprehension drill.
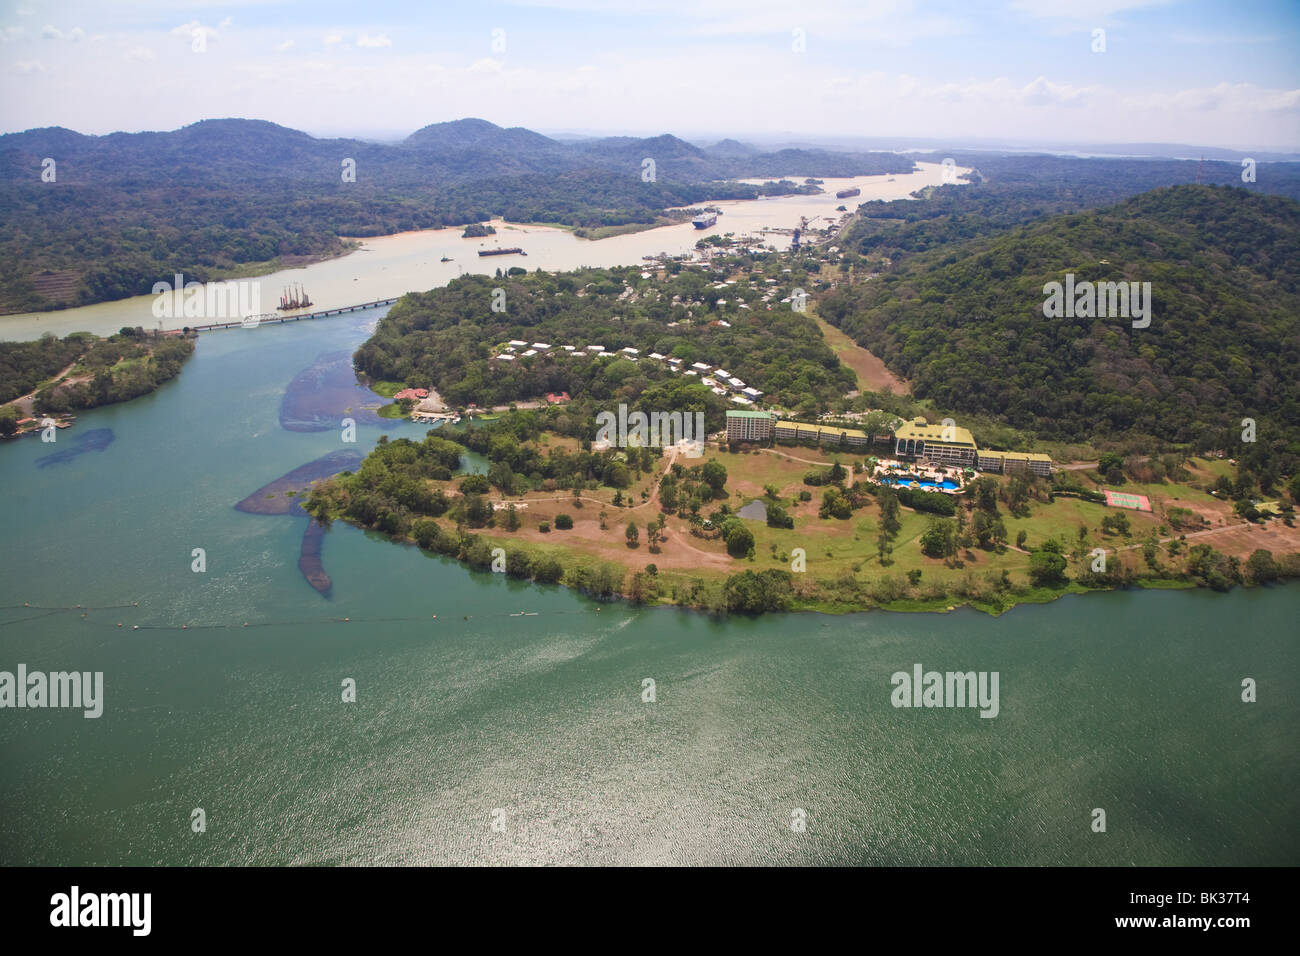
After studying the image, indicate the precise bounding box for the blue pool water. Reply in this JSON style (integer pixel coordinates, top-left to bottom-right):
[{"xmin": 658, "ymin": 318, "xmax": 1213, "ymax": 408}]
[{"xmin": 883, "ymin": 476, "xmax": 960, "ymax": 490}]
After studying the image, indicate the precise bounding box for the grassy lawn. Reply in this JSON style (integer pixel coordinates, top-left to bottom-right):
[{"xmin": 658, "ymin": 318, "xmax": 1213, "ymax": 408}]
[
  {"xmin": 368, "ymin": 380, "xmax": 405, "ymax": 399},
  {"xmin": 390, "ymin": 431, "xmax": 1262, "ymax": 613}
]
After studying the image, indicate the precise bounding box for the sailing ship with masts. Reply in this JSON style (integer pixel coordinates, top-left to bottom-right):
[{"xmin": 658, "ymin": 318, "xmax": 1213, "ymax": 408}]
[{"xmin": 277, "ymin": 283, "xmax": 313, "ymax": 311}]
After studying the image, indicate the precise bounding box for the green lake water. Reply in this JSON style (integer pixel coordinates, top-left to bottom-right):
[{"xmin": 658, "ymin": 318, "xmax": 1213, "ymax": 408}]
[{"xmin": 1, "ymin": 309, "xmax": 1296, "ymax": 865}]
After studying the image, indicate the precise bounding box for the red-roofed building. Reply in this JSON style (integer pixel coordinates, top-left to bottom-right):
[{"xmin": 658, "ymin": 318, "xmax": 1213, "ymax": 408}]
[
  {"xmin": 545, "ymin": 392, "xmax": 571, "ymax": 404},
  {"xmin": 393, "ymin": 388, "xmax": 430, "ymax": 401}
]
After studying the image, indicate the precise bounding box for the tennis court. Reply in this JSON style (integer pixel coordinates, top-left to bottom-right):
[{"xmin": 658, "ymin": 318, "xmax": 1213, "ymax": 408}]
[{"xmin": 1103, "ymin": 490, "xmax": 1152, "ymax": 511}]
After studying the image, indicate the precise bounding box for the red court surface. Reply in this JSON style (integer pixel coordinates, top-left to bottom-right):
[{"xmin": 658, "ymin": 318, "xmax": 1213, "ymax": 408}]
[{"xmin": 1103, "ymin": 490, "xmax": 1152, "ymax": 511}]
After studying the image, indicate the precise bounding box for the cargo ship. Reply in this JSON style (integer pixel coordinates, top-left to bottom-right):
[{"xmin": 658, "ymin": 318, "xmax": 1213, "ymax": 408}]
[
  {"xmin": 835, "ymin": 187, "xmax": 861, "ymax": 199},
  {"xmin": 478, "ymin": 248, "xmax": 526, "ymax": 257},
  {"xmin": 692, "ymin": 211, "xmax": 718, "ymax": 229}
]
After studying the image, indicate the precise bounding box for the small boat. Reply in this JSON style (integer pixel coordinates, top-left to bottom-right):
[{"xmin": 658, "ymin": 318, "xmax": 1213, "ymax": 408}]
[{"xmin": 440, "ymin": 256, "xmax": 452, "ymax": 263}]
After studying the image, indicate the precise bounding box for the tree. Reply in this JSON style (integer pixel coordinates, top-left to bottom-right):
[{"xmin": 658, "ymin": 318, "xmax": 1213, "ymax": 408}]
[
  {"xmin": 1098, "ymin": 452, "xmax": 1124, "ymax": 484},
  {"xmin": 1016, "ymin": 529, "xmax": 1028, "ymax": 549},
  {"xmin": 1246, "ymin": 549, "xmax": 1279, "ymax": 583},
  {"xmin": 555, "ymin": 513, "xmax": 573, "ymax": 530},
  {"xmin": 988, "ymin": 514, "xmax": 1007, "ymax": 546},
  {"xmin": 0, "ymin": 406, "xmax": 18, "ymax": 437},
  {"xmin": 723, "ymin": 569, "xmax": 793, "ymax": 612},
  {"xmin": 700, "ymin": 460, "xmax": 728, "ymax": 496},
  {"xmin": 1028, "ymin": 550, "xmax": 1068, "ymax": 587},
  {"xmin": 625, "ymin": 521, "xmax": 640, "ymax": 547},
  {"xmin": 819, "ymin": 487, "xmax": 852, "ymax": 520},
  {"xmin": 534, "ymin": 555, "xmax": 564, "ymax": 583},
  {"xmin": 723, "ymin": 520, "xmax": 754, "ymax": 558},
  {"xmin": 876, "ymin": 531, "xmax": 893, "ymax": 566},
  {"xmin": 503, "ymin": 504, "xmax": 522, "ymax": 531},
  {"xmin": 1101, "ymin": 512, "xmax": 1131, "ymax": 536},
  {"xmin": 971, "ymin": 476, "xmax": 999, "ymax": 514},
  {"xmin": 463, "ymin": 493, "xmax": 492, "ymax": 527},
  {"xmin": 919, "ymin": 518, "xmax": 958, "ymax": 559},
  {"xmin": 878, "ymin": 486, "xmax": 902, "ymax": 538},
  {"xmin": 765, "ymin": 502, "xmax": 794, "ymax": 529}
]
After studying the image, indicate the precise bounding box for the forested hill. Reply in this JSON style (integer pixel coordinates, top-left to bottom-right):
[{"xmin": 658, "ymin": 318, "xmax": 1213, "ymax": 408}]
[
  {"xmin": 354, "ymin": 265, "xmax": 854, "ymax": 414},
  {"xmin": 0, "ymin": 117, "xmax": 913, "ymax": 314},
  {"xmin": 838, "ymin": 153, "xmax": 1300, "ymax": 266},
  {"xmin": 818, "ymin": 185, "xmax": 1300, "ymax": 452}
]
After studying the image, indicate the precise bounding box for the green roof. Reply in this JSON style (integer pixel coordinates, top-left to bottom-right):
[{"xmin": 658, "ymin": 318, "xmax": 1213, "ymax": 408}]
[{"xmin": 726, "ymin": 409, "xmax": 774, "ymax": 419}]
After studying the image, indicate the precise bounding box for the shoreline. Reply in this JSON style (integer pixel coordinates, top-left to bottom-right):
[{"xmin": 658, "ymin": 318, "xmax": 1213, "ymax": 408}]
[
  {"xmin": 1, "ymin": 163, "xmax": 970, "ymax": 336},
  {"xmin": 325, "ymin": 510, "xmax": 1290, "ymax": 617}
]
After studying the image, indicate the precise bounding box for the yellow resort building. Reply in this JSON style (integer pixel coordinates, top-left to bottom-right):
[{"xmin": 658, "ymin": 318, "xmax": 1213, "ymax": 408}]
[
  {"xmin": 893, "ymin": 416, "xmax": 1053, "ymax": 476},
  {"xmin": 892, "ymin": 417, "xmax": 979, "ymax": 466}
]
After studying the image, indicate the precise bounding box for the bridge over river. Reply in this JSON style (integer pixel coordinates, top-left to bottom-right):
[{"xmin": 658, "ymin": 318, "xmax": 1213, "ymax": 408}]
[{"xmin": 167, "ymin": 297, "xmax": 400, "ymax": 334}]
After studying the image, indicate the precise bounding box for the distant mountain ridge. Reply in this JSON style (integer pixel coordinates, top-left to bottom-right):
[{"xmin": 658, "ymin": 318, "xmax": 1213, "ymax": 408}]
[
  {"xmin": 0, "ymin": 116, "xmax": 915, "ymax": 313},
  {"xmin": 0, "ymin": 116, "xmax": 909, "ymax": 186}
]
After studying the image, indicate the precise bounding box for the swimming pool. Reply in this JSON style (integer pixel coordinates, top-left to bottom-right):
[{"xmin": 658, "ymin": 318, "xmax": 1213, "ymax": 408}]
[{"xmin": 882, "ymin": 476, "xmax": 960, "ymax": 491}]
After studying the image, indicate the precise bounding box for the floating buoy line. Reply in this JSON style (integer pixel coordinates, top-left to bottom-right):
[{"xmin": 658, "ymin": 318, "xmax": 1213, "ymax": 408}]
[{"xmin": 0, "ymin": 601, "xmax": 608, "ymax": 631}]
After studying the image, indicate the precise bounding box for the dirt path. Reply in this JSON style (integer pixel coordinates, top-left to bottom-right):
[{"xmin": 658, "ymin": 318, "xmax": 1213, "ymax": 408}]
[
  {"xmin": 2, "ymin": 361, "xmax": 79, "ymax": 417},
  {"xmin": 811, "ymin": 311, "xmax": 910, "ymax": 395},
  {"xmin": 759, "ymin": 448, "xmax": 836, "ymax": 468}
]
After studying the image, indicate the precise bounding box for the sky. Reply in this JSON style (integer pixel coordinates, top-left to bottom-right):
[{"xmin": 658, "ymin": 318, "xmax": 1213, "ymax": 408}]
[{"xmin": 1, "ymin": 0, "xmax": 1297, "ymax": 150}]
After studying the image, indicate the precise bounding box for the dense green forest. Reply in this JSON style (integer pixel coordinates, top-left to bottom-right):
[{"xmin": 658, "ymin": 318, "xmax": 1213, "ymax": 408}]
[
  {"xmin": 839, "ymin": 154, "xmax": 1300, "ymax": 266},
  {"xmin": 354, "ymin": 264, "xmax": 854, "ymax": 415},
  {"xmin": 0, "ymin": 329, "xmax": 195, "ymax": 422},
  {"xmin": 820, "ymin": 185, "xmax": 1300, "ymax": 478},
  {"xmin": 0, "ymin": 117, "xmax": 913, "ymax": 313},
  {"xmin": 0, "ymin": 333, "xmax": 89, "ymax": 404}
]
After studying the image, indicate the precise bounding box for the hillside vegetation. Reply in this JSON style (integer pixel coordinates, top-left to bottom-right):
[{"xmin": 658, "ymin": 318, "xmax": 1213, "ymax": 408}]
[
  {"xmin": 820, "ymin": 185, "xmax": 1300, "ymax": 464},
  {"xmin": 0, "ymin": 117, "xmax": 912, "ymax": 313}
]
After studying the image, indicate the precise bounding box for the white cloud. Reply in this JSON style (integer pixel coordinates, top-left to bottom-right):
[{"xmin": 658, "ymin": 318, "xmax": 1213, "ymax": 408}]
[
  {"xmin": 276, "ymin": 40, "xmax": 294, "ymax": 52},
  {"xmin": 323, "ymin": 34, "xmax": 342, "ymax": 46},
  {"xmin": 356, "ymin": 34, "xmax": 392, "ymax": 48},
  {"xmin": 1123, "ymin": 83, "xmax": 1300, "ymax": 115},
  {"xmin": 68, "ymin": 27, "xmax": 85, "ymax": 42},
  {"xmin": 220, "ymin": 17, "xmax": 234, "ymax": 30},
  {"xmin": 8, "ymin": 59, "xmax": 45, "ymax": 74},
  {"xmin": 469, "ymin": 57, "xmax": 504, "ymax": 73},
  {"xmin": 41, "ymin": 25, "xmax": 62, "ymax": 40},
  {"xmin": 1008, "ymin": 0, "xmax": 1172, "ymax": 20},
  {"xmin": 171, "ymin": 21, "xmax": 219, "ymax": 43},
  {"xmin": 127, "ymin": 46, "xmax": 156, "ymax": 62}
]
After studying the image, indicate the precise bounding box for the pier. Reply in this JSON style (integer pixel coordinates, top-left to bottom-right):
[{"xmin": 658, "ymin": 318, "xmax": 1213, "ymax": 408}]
[{"xmin": 166, "ymin": 298, "xmax": 401, "ymax": 334}]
